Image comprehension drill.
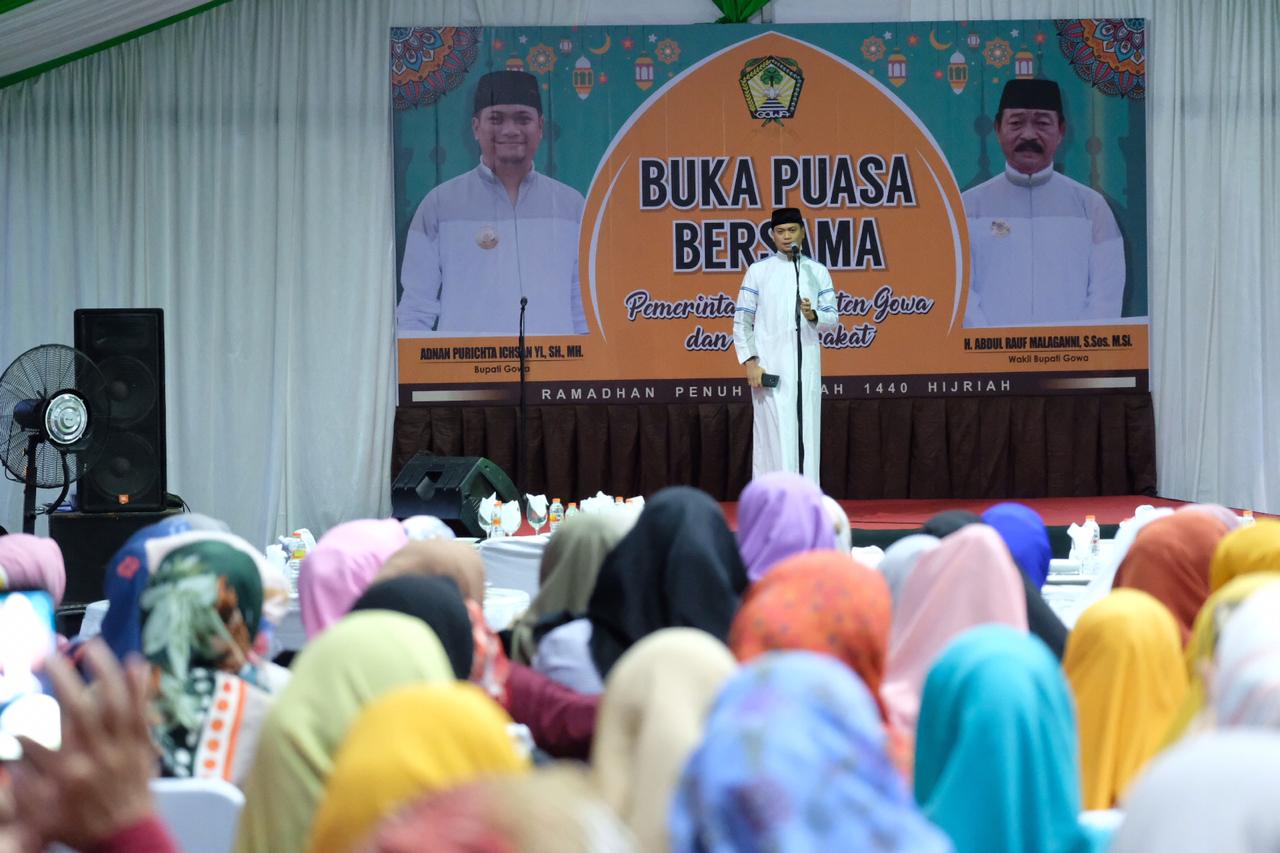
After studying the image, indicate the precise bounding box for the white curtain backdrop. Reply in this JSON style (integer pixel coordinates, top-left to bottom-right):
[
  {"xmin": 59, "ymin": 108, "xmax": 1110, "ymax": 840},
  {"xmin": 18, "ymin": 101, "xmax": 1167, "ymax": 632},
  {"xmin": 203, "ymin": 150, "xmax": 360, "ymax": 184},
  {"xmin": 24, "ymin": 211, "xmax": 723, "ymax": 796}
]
[{"xmin": 1, "ymin": 0, "xmax": 1276, "ymax": 549}]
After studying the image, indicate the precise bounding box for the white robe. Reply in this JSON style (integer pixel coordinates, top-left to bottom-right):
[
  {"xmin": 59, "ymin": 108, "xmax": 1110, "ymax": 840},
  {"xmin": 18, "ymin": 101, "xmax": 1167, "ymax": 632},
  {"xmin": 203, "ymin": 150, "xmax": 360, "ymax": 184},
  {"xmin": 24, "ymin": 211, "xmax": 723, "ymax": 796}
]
[
  {"xmin": 397, "ymin": 161, "xmax": 587, "ymax": 336},
  {"xmin": 733, "ymin": 253, "xmax": 839, "ymax": 483},
  {"xmin": 962, "ymin": 164, "xmax": 1126, "ymax": 327}
]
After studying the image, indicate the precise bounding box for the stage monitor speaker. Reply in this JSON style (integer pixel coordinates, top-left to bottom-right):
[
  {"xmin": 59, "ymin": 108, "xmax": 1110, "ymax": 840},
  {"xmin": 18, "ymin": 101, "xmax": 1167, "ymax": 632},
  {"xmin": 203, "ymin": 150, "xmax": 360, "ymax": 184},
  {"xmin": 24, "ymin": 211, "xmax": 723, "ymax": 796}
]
[
  {"xmin": 73, "ymin": 308, "xmax": 167, "ymax": 512},
  {"xmin": 391, "ymin": 454, "xmax": 518, "ymax": 537},
  {"xmin": 49, "ymin": 498, "xmax": 185, "ymax": 605}
]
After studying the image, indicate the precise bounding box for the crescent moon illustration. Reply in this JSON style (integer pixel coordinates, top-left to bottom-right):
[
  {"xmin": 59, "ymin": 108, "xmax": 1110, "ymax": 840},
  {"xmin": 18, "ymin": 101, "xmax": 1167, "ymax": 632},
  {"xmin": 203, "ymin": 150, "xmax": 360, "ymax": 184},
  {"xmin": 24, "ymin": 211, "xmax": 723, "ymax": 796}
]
[
  {"xmin": 928, "ymin": 30, "xmax": 952, "ymax": 50},
  {"xmin": 588, "ymin": 33, "xmax": 612, "ymax": 55}
]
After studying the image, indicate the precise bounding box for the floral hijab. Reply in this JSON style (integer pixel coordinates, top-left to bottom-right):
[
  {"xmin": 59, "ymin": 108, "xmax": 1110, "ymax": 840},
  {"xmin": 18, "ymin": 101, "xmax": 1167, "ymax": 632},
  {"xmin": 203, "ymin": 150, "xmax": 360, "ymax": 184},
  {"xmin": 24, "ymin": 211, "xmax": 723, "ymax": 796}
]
[{"xmin": 139, "ymin": 537, "xmax": 267, "ymax": 781}]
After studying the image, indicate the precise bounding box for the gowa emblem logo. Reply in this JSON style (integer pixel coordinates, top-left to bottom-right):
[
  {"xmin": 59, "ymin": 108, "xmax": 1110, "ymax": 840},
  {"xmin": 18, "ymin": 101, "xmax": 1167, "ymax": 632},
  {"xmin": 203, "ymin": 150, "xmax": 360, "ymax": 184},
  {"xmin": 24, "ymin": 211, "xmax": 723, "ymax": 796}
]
[{"xmin": 739, "ymin": 55, "xmax": 804, "ymax": 125}]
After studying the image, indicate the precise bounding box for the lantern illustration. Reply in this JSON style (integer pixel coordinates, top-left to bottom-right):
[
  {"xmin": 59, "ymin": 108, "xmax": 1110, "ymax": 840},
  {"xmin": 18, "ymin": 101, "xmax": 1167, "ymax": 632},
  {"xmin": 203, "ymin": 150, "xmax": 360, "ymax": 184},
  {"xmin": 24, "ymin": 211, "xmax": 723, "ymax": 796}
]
[
  {"xmin": 1014, "ymin": 50, "xmax": 1035, "ymax": 78},
  {"xmin": 966, "ymin": 31, "xmax": 981, "ymax": 49},
  {"xmin": 948, "ymin": 51, "xmax": 968, "ymax": 94},
  {"xmin": 887, "ymin": 52, "xmax": 907, "ymax": 87},
  {"xmin": 635, "ymin": 54, "xmax": 654, "ymax": 90},
  {"xmin": 505, "ymin": 54, "xmax": 525, "ymax": 71},
  {"xmin": 558, "ymin": 37, "xmax": 573, "ymax": 53},
  {"xmin": 572, "ymin": 56, "xmax": 594, "ymax": 99}
]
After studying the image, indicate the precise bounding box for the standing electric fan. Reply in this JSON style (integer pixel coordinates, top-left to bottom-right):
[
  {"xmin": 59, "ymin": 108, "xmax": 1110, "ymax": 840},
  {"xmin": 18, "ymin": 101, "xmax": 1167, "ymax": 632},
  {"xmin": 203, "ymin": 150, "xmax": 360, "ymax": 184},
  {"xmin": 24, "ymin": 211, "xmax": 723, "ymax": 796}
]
[{"xmin": 0, "ymin": 344, "xmax": 110, "ymax": 533}]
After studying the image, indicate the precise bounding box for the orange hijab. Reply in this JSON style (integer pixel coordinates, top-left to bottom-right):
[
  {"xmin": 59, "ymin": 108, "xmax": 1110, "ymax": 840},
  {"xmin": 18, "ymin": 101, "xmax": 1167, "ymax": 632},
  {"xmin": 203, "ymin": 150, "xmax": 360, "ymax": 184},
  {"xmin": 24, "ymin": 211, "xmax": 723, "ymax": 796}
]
[
  {"xmin": 729, "ymin": 551, "xmax": 912, "ymax": 774},
  {"xmin": 1114, "ymin": 512, "xmax": 1229, "ymax": 643}
]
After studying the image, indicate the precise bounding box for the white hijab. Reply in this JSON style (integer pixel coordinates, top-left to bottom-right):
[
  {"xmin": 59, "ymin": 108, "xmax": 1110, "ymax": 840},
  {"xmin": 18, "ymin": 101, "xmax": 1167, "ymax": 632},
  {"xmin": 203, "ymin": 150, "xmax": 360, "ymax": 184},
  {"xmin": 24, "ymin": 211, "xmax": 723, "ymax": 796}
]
[
  {"xmin": 1212, "ymin": 582, "xmax": 1280, "ymax": 728},
  {"xmin": 1110, "ymin": 731, "xmax": 1280, "ymax": 853}
]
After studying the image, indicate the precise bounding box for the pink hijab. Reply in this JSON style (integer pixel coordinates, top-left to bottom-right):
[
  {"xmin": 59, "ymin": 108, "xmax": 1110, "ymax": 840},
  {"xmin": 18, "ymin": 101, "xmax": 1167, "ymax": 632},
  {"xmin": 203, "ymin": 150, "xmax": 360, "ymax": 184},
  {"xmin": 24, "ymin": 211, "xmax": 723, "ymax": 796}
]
[
  {"xmin": 298, "ymin": 518, "xmax": 409, "ymax": 638},
  {"xmin": 0, "ymin": 534, "xmax": 66, "ymax": 606},
  {"xmin": 882, "ymin": 524, "xmax": 1028, "ymax": 732}
]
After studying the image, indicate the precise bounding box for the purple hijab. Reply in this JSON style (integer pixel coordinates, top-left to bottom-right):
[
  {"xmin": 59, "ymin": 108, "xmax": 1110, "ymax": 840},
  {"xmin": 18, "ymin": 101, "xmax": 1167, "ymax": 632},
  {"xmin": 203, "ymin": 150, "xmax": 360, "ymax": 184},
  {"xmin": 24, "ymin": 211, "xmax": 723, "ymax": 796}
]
[{"xmin": 737, "ymin": 473, "xmax": 837, "ymax": 583}]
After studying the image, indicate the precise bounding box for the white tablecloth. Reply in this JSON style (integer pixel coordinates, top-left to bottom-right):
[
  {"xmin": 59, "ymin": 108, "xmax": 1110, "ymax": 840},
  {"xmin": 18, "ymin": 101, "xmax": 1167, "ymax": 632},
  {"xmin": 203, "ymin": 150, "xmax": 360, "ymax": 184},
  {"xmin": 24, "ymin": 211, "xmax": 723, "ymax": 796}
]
[{"xmin": 477, "ymin": 534, "xmax": 548, "ymax": 597}]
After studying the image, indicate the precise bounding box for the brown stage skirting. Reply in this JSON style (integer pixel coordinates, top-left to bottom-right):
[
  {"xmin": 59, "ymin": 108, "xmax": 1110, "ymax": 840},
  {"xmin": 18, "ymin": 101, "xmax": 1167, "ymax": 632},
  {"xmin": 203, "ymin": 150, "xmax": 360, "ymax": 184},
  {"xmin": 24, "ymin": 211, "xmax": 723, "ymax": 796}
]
[{"xmin": 393, "ymin": 392, "xmax": 1156, "ymax": 503}]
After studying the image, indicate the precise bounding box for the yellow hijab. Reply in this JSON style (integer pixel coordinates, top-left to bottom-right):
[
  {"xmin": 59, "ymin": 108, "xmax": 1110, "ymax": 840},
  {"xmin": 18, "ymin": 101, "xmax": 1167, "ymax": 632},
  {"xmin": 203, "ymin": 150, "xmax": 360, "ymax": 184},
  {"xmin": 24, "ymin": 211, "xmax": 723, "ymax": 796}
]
[
  {"xmin": 1208, "ymin": 520, "xmax": 1280, "ymax": 593},
  {"xmin": 1064, "ymin": 589, "xmax": 1188, "ymax": 810},
  {"xmin": 233, "ymin": 612, "xmax": 455, "ymax": 853},
  {"xmin": 1163, "ymin": 572, "xmax": 1280, "ymax": 746},
  {"xmin": 307, "ymin": 682, "xmax": 529, "ymax": 853},
  {"xmin": 591, "ymin": 628, "xmax": 737, "ymax": 853}
]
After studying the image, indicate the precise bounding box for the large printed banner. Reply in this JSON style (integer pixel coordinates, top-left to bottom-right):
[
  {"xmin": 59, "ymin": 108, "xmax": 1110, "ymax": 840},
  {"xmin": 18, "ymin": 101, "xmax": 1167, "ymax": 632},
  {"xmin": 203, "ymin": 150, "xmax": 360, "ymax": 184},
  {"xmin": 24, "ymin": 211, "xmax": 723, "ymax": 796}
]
[{"xmin": 392, "ymin": 20, "xmax": 1148, "ymax": 405}]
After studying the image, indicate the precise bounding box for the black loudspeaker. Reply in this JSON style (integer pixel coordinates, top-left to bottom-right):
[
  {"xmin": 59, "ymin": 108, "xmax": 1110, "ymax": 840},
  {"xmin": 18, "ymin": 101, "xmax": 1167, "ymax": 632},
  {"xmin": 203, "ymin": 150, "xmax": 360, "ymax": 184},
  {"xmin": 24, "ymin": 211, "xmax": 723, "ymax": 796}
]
[
  {"xmin": 391, "ymin": 454, "xmax": 519, "ymax": 537},
  {"xmin": 49, "ymin": 499, "xmax": 185, "ymax": 605},
  {"xmin": 73, "ymin": 308, "xmax": 167, "ymax": 512}
]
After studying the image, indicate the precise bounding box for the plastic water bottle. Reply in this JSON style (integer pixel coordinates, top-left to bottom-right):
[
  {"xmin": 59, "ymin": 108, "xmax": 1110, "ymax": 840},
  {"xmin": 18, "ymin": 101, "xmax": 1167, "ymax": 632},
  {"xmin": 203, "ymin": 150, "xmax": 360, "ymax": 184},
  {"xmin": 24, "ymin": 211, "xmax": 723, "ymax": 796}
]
[
  {"xmin": 1242, "ymin": 509, "xmax": 1256, "ymax": 527},
  {"xmin": 565, "ymin": 501, "xmax": 581, "ymax": 522},
  {"xmin": 1083, "ymin": 514, "xmax": 1101, "ymax": 571},
  {"xmin": 548, "ymin": 498, "xmax": 565, "ymax": 533},
  {"xmin": 490, "ymin": 500, "xmax": 505, "ymax": 538},
  {"xmin": 278, "ymin": 529, "xmax": 314, "ymax": 598}
]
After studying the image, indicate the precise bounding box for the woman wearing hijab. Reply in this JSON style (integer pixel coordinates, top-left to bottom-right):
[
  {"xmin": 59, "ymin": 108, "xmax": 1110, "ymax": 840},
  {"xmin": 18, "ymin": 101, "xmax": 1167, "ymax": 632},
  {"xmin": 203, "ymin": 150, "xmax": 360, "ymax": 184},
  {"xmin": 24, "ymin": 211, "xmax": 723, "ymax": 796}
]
[
  {"xmin": 0, "ymin": 534, "xmax": 65, "ymax": 605},
  {"xmin": 670, "ymin": 651, "xmax": 952, "ymax": 853},
  {"xmin": 1113, "ymin": 511, "xmax": 1230, "ymax": 643},
  {"xmin": 138, "ymin": 534, "xmax": 285, "ymax": 786},
  {"xmin": 981, "ymin": 503, "xmax": 1051, "ymax": 588},
  {"xmin": 736, "ymin": 472, "xmax": 837, "ymax": 582},
  {"xmin": 1109, "ymin": 731, "xmax": 1280, "ymax": 853},
  {"xmin": 982, "ymin": 503, "xmax": 1069, "ymax": 658},
  {"xmin": 307, "ymin": 682, "xmax": 528, "ymax": 853},
  {"xmin": 878, "ymin": 534, "xmax": 941, "ymax": 613},
  {"xmin": 367, "ymin": 763, "xmax": 639, "ymax": 853},
  {"xmin": 508, "ymin": 511, "xmax": 635, "ymax": 667},
  {"xmin": 883, "ymin": 525, "xmax": 1028, "ymax": 732},
  {"xmin": 297, "ymin": 518, "xmax": 410, "ymax": 639},
  {"xmin": 915, "ymin": 625, "xmax": 1107, "ymax": 853},
  {"xmin": 591, "ymin": 629, "xmax": 737, "ymax": 852},
  {"xmin": 100, "ymin": 513, "xmax": 230, "ymax": 660},
  {"xmin": 1063, "ymin": 590, "xmax": 1187, "ymax": 809},
  {"xmin": 729, "ymin": 551, "xmax": 912, "ymax": 775},
  {"xmin": 350, "ymin": 575, "xmax": 475, "ymax": 679},
  {"xmin": 1072, "ymin": 507, "xmax": 1175, "ymax": 623},
  {"xmin": 920, "ymin": 510, "xmax": 980, "ymax": 538},
  {"xmin": 233, "ymin": 611, "xmax": 455, "ymax": 853},
  {"xmin": 377, "ymin": 538, "xmax": 485, "ymax": 602},
  {"xmin": 1208, "ymin": 518, "xmax": 1280, "ymax": 593},
  {"xmin": 1163, "ymin": 572, "xmax": 1280, "ymax": 745},
  {"xmin": 526, "ymin": 514, "xmax": 638, "ymax": 693},
  {"xmin": 1212, "ymin": 581, "xmax": 1280, "ymax": 729},
  {"xmin": 587, "ymin": 487, "xmax": 748, "ymax": 680}
]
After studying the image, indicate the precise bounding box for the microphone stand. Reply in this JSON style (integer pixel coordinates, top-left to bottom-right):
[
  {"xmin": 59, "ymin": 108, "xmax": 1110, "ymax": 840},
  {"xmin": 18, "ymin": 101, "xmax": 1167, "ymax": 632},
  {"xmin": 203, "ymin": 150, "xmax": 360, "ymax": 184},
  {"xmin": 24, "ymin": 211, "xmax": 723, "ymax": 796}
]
[
  {"xmin": 517, "ymin": 297, "xmax": 528, "ymax": 507},
  {"xmin": 792, "ymin": 245, "xmax": 804, "ymax": 477}
]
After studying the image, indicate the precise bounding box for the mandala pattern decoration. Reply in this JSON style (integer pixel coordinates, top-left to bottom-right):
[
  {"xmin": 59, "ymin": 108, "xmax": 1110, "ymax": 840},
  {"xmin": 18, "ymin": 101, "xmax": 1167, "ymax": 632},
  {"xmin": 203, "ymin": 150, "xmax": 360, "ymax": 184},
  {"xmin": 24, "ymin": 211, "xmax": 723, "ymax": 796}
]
[
  {"xmin": 391, "ymin": 27, "xmax": 482, "ymax": 111},
  {"xmin": 861, "ymin": 36, "xmax": 885, "ymax": 62},
  {"xmin": 527, "ymin": 43, "xmax": 558, "ymax": 75},
  {"xmin": 983, "ymin": 37, "xmax": 1012, "ymax": 67},
  {"xmin": 1055, "ymin": 18, "xmax": 1146, "ymax": 99},
  {"xmin": 655, "ymin": 38, "xmax": 681, "ymax": 64}
]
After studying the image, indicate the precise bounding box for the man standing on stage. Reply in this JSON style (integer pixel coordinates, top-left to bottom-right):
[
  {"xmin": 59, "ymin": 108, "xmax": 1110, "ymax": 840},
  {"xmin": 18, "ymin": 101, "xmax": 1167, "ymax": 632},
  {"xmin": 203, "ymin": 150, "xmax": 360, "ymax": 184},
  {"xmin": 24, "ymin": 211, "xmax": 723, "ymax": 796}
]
[
  {"xmin": 397, "ymin": 69, "xmax": 587, "ymax": 336},
  {"xmin": 733, "ymin": 208, "xmax": 839, "ymax": 483},
  {"xmin": 962, "ymin": 78, "xmax": 1126, "ymax": 327}
]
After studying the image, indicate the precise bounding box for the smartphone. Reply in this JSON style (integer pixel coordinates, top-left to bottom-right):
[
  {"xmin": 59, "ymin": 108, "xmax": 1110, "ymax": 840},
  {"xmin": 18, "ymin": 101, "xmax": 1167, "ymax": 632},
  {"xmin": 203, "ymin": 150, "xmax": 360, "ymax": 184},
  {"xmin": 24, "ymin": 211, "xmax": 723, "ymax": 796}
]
[
  {"xmin": 0, "ymin": 590, "xmax": 60, "ymax": 761},
  {"xmin": 761, "ymin": 373, "xmax": 780, "ymax": 388}
]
